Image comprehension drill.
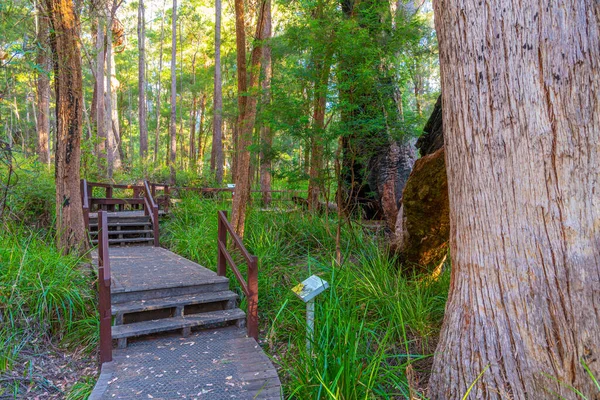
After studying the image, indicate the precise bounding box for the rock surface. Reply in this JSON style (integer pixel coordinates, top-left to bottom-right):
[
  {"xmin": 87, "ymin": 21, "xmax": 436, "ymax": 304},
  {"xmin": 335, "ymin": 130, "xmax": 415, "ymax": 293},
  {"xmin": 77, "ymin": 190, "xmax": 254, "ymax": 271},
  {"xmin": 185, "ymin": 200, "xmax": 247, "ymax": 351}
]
[{"xmin": 393, "ymin": 147, "xmax": 449, "ymax": 268}]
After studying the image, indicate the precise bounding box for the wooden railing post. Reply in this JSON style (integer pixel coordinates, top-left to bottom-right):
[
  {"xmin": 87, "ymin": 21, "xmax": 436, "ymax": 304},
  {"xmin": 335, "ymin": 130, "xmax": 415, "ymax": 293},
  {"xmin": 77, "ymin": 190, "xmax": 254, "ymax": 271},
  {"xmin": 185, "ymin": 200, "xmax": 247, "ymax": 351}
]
[
  {"xmin": 217, "ymin": 211, "xmax": 227, "ymax": 277},
  {"xmin": 247, "ymin": 255, "xmax": 259, "ymax": 340},
  {"xmin": 97, "ymin": 210, "xmax": 112, "ymax": 364},
  {"xmin": 81, "ymin": 179, "xmax": 90, "ymax": 232}
]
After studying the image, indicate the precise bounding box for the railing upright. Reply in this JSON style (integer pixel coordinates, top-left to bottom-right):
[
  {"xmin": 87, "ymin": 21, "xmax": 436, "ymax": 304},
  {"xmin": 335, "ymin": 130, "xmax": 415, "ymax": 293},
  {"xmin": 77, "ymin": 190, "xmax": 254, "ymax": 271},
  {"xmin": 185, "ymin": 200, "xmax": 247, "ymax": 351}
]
[
  {"xmin": 97, "ymin": 210, "xmax": 112, "ymax": 364},
  {"xmin": 81, "ymin": 179, "xmax": 90, "ymax": 232},
  {"xmin": 143, "ymin": 180, "xmax": 160, "ymax": 247},
  {"xmin": 216, "ymin": 211, "xmax": 259, "ymax": 340}
]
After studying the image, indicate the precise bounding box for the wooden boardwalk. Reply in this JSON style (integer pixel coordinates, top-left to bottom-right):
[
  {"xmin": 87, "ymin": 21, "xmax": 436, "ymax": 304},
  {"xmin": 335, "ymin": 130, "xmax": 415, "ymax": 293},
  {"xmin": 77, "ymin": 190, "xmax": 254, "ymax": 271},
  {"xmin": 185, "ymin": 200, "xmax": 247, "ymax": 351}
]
[{"xmin": 89, "ymin": 247, "xmax": 282, "ymax": 399}]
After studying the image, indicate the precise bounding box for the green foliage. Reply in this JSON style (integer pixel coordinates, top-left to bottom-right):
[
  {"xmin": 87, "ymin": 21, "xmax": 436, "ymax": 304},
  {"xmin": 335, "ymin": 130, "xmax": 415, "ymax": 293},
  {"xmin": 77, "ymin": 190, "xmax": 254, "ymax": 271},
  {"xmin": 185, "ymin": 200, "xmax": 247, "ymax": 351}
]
[
  {"xmin": 1, "ymin": 155, "xmax": 55, "ymax": 228},
  {"xmin": 163, "ymin": 194, "xmax": 450, "ymax": 398}
]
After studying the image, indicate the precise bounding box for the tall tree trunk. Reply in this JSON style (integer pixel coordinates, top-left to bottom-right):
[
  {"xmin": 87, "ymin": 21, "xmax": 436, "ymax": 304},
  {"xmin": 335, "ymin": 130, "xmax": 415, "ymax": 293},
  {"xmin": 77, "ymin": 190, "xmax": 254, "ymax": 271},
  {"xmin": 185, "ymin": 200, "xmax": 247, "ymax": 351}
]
[
  {"xmin": 189, "ymin": 53, "xmax": 197, "ymax": 167},
  {"xmin": 308, "ymin": 46, "xmax": 333, "ymax": 211},
  {"xmin": 138, "ymin": 0, "xmax": 148, "ymax": 160},
  {"xmin": 428, "ymin": 0, "xmax": 600, "ymax": 398},
  {"xmin": 211, "ymin": 0, "xmax": 224, "ymax": 184},
  {"xmin": 168, "ymin": 0, "xmax": 177, "ymax": 185},
  {"xmin": 231, "ymin": 0, "xmax": 268, "ymax": 236},
  {"xmin": 95, "ymin": 13, "xmax": 106, "ymax": 173},
  {"xmin": 36, "ymin": 1, "xmax": 51, "ymax": 165},
  {"xmin": 105, "ymin": 12, "xmax": 121, "ymax": 178},
  {"xmin": 231, "ymin": 0, "xmax": 248, "ymax": 184},
  {"xmin": 44, "ymin": 0, "xmax": 86, "ymax": 253},
  {"xmin": 198, "ymin": 94, "xmax": 206, "ymax": 162},
  {"xmin": 154, "ymin": 0, "xmax": 167, "ymax": 165},
  {"xmin": 259, "ymin": 0, "xmax": 272, "ymax": 206}
]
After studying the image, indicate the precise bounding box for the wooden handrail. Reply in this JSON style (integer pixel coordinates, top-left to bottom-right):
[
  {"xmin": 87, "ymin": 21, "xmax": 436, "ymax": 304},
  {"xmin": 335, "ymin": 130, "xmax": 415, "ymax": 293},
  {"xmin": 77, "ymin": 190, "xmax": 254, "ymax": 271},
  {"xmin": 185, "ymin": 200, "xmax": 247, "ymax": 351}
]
[
  {"xmin": 97, "ymin": 210, "xmax": 112, "ymax": 364},
  {"xmin": 81, "ymin": 179, "xmax": 90, "ymax": 232},
  {"xmin": 217, "ymin": 211, "xmax": 258, "ymax": 340},
  {"xmin": 144, "ymin": 180, "xmax": 160, "ymax": 247}
]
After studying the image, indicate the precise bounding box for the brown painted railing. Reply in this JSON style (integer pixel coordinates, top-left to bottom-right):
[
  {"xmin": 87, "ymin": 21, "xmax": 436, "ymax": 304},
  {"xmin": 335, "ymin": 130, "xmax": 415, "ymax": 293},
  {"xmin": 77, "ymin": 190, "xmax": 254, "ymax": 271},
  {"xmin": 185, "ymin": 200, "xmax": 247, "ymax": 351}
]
[
  {"xmin": 143, "ymin": 180, "xmax": 160, "ymax": 247},
  {"xmin": 97, "ymin": 210, "xmax": 112, "ymax": 364},
  {"xmin": 81, "ymin": 179, "xmax": 90, "ymax": 232},
  {"xmin": 217, "ymin": 211, "xmax": 258, "ymax": 340}
]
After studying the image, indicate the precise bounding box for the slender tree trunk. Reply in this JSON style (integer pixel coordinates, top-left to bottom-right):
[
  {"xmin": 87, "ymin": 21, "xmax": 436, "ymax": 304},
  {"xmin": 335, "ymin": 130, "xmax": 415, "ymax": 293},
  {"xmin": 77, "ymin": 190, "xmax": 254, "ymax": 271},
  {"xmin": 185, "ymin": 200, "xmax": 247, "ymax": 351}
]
[
  {"xmin": 44, "ymin": 0, "xmax": 86, "ymax": 253},
  {"xmin": 231, "ymin": 0, "xmax": 268, "ymax": 236},
  {"xmin": 109, "ymin": 49, "xmax": 123, "ymax": 165},
  {"xmin": 138, "ymin": 0, "xmax": 148, "ymax": 160},
  {"xmin": 428, "ymin": 0, "xmax": 600, "ymax": 398},
  {"xmin": 36, "ymin": 1, "xmax": 51, "ymax": 165},
  {"xmin": 259, "ymin": 0, "xmax": 272, "ymax": 206},
  {"xmin": 154, "ymin": 0, "xmax": 167, "ymax": 165},
  {"xmin": 308, "ymin": 48, "xmax": 333, "ymax": 211},
  {"xmin": 231, "ymin": 0, "xmax": 250, "ymax": 184},
  {"xmin": 198, "ymin": 93, "xmax": 206, "ymax": 163},
  {"xmin": 211, "ymin": 0, "xmax": 224, "ymax": 184},
  {"xmin": 168, "ymin": 0, "xmax": 177, "ymax": 185},
  {"xmin": 95, "ymin": 13, "xmax": 106, "ymax": 173},
  {"xmin": 105, "ymin": 13, "xmax": 121, "ymax": 178}
]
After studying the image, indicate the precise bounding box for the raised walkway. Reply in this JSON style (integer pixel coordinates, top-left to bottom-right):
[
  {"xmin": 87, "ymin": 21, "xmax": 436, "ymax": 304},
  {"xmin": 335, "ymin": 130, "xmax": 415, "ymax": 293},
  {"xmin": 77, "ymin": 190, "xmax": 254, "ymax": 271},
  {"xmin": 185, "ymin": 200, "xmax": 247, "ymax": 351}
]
[{"xmin": 89, "ymin": 247, "xmax": 282, "ymax": 399}]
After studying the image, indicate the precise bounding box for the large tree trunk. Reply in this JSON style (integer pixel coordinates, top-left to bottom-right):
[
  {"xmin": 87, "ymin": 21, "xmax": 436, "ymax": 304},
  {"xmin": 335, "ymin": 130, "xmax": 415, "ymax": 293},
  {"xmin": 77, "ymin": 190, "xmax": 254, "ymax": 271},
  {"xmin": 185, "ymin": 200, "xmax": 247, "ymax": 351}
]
[
  {"xmin": 231, "ymin": 0, "xmax": 268, "ymax": 236},
  {"xmin": 168, "ymin": 0, "xmax": 177, "ymax": 185},
  {"xmin": 428, "ymin": 0, "xmax": 600, "ymax": 397},
  {"xmin": 45, "ymin": 0, "xmax": 86, "ymax": 253},
  {"xmin": 259, "ymin": 0, "xmax": 272, "ymax": 206},
  {"xmin": 211, "ymin": 0, "xmax": 224, "ymax": 184},
  {"xmin": 36, "ymin": 1, "xmax": 51, "ymax": 165},
  {"xmin": 138, "ymin": 0, "xmax": 147, "ymax": 160}
]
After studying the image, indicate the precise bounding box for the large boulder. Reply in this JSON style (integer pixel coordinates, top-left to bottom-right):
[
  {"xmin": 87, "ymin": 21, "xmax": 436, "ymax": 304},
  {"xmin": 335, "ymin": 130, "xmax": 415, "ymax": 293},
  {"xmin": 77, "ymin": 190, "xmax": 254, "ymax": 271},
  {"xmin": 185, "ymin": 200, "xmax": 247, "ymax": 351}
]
[
  {"xmin": 367, "ymin": 138, "xmax": 417, "ymax": 229},
  {"xmin": 416, "ymin": 95, "xmax": 443, "ymax": 156},
  {"xmin": 392, "ymin": 147, "xmax": 449, "ymax": 268}
]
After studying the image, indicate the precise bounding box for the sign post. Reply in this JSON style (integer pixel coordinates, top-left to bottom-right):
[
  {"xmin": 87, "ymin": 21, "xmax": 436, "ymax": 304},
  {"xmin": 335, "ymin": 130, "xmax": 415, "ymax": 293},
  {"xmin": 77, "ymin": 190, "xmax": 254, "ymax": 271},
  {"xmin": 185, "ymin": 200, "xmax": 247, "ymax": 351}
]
[{"xmin": 292, "ymin": 275, "xmax": 329, "ymax": 353}]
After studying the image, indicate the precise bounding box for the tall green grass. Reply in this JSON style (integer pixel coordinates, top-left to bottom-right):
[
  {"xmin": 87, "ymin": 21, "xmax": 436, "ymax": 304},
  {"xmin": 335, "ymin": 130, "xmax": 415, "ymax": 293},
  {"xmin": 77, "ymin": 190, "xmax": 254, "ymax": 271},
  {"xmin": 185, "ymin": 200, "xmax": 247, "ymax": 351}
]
[
  {"xmin": 0, "ymin": 224, "xmax": 97, "ymax": 373},
  {"xmin": 163, "ymin": 194, "xmax": 450, "ymax": 399}
]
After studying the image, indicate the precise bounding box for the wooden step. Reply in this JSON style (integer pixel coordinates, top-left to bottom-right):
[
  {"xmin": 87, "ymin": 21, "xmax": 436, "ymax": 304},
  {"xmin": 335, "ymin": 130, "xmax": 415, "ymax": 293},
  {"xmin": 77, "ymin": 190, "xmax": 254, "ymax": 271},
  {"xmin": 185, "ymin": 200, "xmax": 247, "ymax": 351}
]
[
  {"xmin": 111, "ymin": 309, "xmax": 246, "ymax": 339},
  {"xmin": 111, "ymin": 279, "xmax": 231, "ymax": 304},
  {"xmin": 111, "ymin": 290, "xmax": 238, "ymax": 316},
  {"xmin": 89, "ymin": 221, "xmax": 151, "ymax": 228},
  {"xmin": 91, "ymin": 237, "xmax": 153, "ymax": 245},
  {"xmin": 90, "ymin": 229, "xmax": 153, "ymax": 236}
]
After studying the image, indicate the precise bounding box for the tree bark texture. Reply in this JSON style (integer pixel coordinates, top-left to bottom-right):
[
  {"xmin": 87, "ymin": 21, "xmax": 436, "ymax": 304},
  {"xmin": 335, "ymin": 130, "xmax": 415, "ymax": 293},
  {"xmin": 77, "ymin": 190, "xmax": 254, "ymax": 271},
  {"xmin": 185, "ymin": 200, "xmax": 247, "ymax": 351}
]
[
  {"xmin": 211, "ymin": 0, "xmax": 224, "ymax": 184},
  {"xmin": 45, "ymin": 0, "xmax": 86, "ymax": 253},
  {"xmin": 36, "ymin": 1, "xmax": 51, "ymax": 165},
  {"xmin": 429, "ymin": 0, "xmax": 600, "ymax": 397},
  {"xmin": 138, "ymin": 0, "xmax": 148, "ymax": 159},
  {"xmin": 231, "ymin": 0, "xmax": 268, "ymax": 236},
  {"xmin": 169, "ymin": 0, "xmax": 177, "ymax": 185},
  {"xmin": 259, "ymin": 0, "xmax": 272, "ymax": 206}
]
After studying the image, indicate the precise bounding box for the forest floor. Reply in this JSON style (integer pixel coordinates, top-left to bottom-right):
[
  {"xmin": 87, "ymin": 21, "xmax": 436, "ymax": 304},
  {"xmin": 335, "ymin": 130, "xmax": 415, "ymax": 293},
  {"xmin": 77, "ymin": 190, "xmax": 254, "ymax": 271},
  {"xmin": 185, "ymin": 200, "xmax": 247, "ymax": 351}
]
[{"xmin": 0, "ymin": 340, "xmax": 96, "ymax": 399}]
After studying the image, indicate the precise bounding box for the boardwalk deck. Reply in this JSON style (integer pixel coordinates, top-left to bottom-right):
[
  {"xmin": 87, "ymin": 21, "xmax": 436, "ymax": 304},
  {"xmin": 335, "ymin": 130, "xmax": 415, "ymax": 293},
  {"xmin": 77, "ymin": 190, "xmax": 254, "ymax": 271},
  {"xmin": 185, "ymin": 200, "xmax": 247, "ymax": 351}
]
[{"xmin": 89, "ymin": 247, "xmax": 282, "ymax": 399}]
